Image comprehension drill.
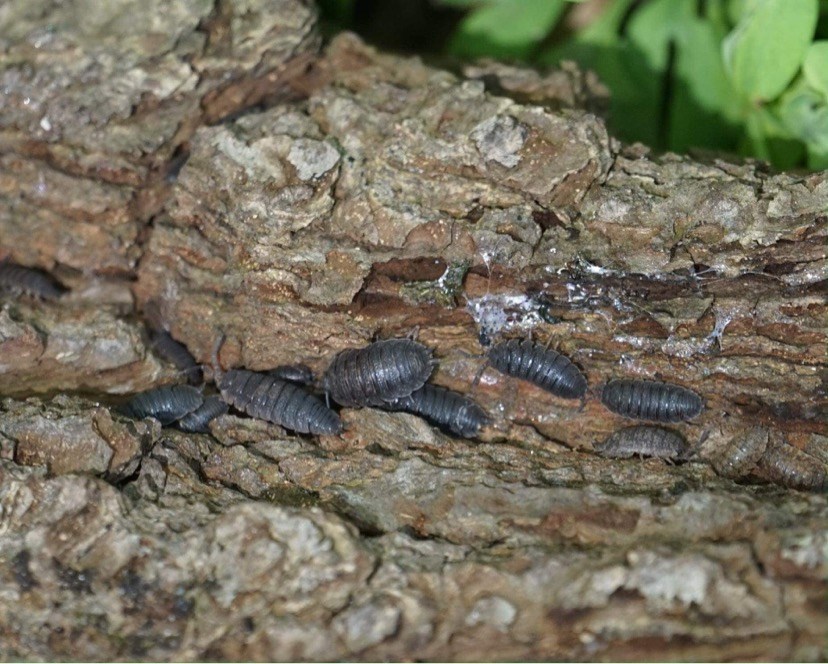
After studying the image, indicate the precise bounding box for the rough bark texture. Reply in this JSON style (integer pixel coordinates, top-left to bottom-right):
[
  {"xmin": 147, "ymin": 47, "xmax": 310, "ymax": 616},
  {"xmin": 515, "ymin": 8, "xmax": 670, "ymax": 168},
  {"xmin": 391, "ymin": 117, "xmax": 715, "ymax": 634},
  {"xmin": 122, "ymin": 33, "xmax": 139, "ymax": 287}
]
[{"xmin": 0, "ymin": 0, "xmax": 826, "ymax": 661}]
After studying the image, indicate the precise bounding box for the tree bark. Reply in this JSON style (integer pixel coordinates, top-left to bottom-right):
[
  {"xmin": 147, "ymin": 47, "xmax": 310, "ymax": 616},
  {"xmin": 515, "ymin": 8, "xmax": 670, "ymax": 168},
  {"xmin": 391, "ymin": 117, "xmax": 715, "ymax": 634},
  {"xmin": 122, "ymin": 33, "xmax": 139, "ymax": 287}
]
[{"xmin": 0, "ymin": 0, "xmax": 825, "ymax": 661}]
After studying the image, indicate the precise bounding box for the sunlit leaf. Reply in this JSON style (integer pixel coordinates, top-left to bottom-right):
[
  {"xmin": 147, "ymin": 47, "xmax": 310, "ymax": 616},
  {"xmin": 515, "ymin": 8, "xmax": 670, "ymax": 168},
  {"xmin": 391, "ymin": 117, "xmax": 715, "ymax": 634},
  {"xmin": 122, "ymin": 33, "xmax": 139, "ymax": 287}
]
[
  {"xmin": 802, "ymin": 40, "xmax": 828, "ymax": 97},
  {"xmin": 448, "ymin": 0, "xmax": 567, "ymax": 59},
  {"xmin": 626, "ymin": 0, "xmax": 695, "ymax": 73},
  {"xmin": 722, "ymin": 0, "xmax": 818, "ymax": 101},
  {"xmin": 704, "ymin": 0, "xmax": 732, "ymax": 35},
  {"xmin": 725, "ymin": 0, "xmax": 758, "ymax": 25}
]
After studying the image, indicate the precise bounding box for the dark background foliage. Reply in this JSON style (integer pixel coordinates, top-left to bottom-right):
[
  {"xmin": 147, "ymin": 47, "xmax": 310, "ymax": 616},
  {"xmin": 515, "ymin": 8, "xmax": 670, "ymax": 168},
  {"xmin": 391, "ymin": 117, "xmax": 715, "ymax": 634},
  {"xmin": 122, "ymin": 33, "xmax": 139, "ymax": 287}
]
[{"xmin": 319, "ymin": 0, "xmax": 828, "ymax": 171}]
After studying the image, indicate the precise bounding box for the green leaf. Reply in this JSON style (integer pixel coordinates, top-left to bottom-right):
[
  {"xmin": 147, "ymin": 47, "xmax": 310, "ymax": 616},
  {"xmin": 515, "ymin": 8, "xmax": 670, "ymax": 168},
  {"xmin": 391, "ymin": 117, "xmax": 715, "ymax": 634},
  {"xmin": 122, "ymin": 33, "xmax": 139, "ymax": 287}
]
[
  {"xmin": 539, "ymin": 0, "xmax": 650, "ymax": 145},
  {"xmin": 722, "ymin": 0, "xmax": 819, "ymax": 101},
  {"xmin": 726, "ymin": 0, "xmax": 755, "ymax": 25},
  {"xmin": 669, "ymin": 18, "xmax": 742, "ymax": 152},
  {"xmin": 775, "ymin": 79, "xmax": 828, "ymax": 156},
  {"xmin": 448, "ymin": 0, "xmax": 567, "ymax": 59},
  {"xmin": 802, "ymin": 41, "xmax": 828, "ymax": 97},
  {"xmin": 433, "ymin": 0, "xmax": 489, "ymax": 7},
  {"xmin": 626, "ymin": 0, "xmax": 695, "ymax": 73},
  {"xmin": 561, "ymin": 0, "xmax": 638, "ymax": 45},
  {"xmin": 704, "ymin": 0, "xmax": 732, "ymax": 34},
  {"xmin": 546, "ymin": 39, "xmax": 663, "ymax": 147},
  {"xmin": 744, "ymin": 105, "xmax": 807, "ymax": 168}
]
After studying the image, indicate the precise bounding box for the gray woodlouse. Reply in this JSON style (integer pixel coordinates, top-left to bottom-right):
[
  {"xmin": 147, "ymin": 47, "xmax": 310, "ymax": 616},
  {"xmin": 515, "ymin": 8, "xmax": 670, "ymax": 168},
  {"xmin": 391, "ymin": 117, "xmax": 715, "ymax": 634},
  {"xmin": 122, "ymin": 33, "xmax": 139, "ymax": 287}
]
[
  {"xmin": 219, "ymin": 369, "xmax": 342, "ymax": 435},
  {"xmin": 269, "ymin": 364, "xmax": 315, "ymax": 385},
  {"xmin": 385, "ymin": 384, "xmax": 490, "ymax": 438},
  {"xmin": 122, "ymin": 385, "xmax": 203, "ymax": 425},
  {"xmin": 594, "ymin": 426, "xmax": 692, "ymax": 461},
  {"xmin": 756, "ymin": 441, "xmax": 826, "ymax": 492},
  {"xmin": 0, "ymin": 261, "xmax": 66, "ymax": 301},
  {"xmin": 487, "ymin": 338, "xmax": 587, "ymax": 399},
  {"xmin": 150, "ymin": 329, "xmax": 203, "ymax": 385},
  {"xmin": 323, "ymin": 339, "xmax": 435, "ymax": 408},
  {"xmin": 176, "ymin": 395, "xmax": 229, "ymax": 433},
  {"xmin": 601, "ymin": 379, "xmax": 702, "ymax": 422},
  {"xmin": 710, "ymin": 426, "xmax": 768, "ymax": 479}
]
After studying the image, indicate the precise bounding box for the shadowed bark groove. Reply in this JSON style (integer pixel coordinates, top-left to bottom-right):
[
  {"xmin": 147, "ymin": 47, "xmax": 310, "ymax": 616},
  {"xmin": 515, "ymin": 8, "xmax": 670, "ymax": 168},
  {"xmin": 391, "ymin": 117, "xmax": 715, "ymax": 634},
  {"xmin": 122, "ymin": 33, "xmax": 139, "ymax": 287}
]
[{"xmin": 0, "ymin": 0, "xmax": 825, "ymax": 661}]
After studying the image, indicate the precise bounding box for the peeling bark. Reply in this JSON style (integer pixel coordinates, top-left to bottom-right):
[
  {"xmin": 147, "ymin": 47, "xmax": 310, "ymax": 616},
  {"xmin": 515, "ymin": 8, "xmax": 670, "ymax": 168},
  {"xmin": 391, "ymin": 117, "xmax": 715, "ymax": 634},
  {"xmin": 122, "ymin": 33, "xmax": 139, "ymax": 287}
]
[{"xmin": 0, "ymin": 0, "xmax": 826, "ymax": 661}]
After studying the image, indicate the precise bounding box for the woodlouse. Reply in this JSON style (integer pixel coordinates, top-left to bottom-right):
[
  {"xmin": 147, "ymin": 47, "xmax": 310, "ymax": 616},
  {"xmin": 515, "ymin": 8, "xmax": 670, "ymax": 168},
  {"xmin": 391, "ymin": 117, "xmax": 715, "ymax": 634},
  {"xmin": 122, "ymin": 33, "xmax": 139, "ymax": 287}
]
[
  {"xmin": 385, "ymin": 384, "xmax": 490, "ymax": 438},
  {"xmin": 601, "ymin": 379, "xmax": 703, "ymax": 422},
  {"xmin": 0, "ymin": 261, "xmax": 66, "ymax": 301},
  {"xmin": 710, "ymin": 426, "xmax": 768, "ymax": 479},
  {"xmin": 323, "ymin": 339, "xmax": 435, "ymax": 408},
  {"xmin": 487, "ymin": 338, "xmax": 587, "ymax": 400},
  {"xmin": 219, "ymin": 369, "xmax": 342, "ymax": 435},
  {"xmin": 594, "ymin": 426, "xmax": 692, "ymax": 461},
  {"xmin": 177, "ymin": 395, "xmax": 229, "ymax": 433},
  {"xmin": 150, "ymin": 329, "xmax": 203, "ymax": 385},
  {"xmin": 269, "ymin": 364, "xmax": 315, "ymax": 385},
  {"xmin": 122, "ymin": 385, "xmax": 203, "ymax": 425},
  {"xmin": 756, "ymin": 441, "xmax": 826, "ymax": 492}
]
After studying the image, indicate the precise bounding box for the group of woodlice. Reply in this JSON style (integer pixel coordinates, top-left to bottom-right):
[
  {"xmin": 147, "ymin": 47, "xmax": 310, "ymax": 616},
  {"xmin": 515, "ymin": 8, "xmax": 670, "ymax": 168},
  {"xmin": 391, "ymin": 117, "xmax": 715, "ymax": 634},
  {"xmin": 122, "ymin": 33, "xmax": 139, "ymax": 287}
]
[
  {"xmin": 2, "ymin": 260, "xmax": 824, "ymax": 492},
  {"xmin": 126, "ymin": 324, "xmax": 825, "ymax": 492}
]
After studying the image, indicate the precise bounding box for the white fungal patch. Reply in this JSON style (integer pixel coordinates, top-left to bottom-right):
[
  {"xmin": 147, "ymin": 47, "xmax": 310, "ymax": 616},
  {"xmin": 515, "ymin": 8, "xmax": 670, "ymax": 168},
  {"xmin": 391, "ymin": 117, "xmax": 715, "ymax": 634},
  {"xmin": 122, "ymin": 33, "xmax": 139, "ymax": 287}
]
[
  {"xmin": 466, "ymin": 293, "xmax": 542, "ymax": 341},
  {"xmin": 662, "ymin": 305, "xmax": 735, "ymax": 358},
  {"xmin": 565, "ymin": 282, "xmax": 589, "ymax": 305},
  {"xmin": 471, "ymin": 115, "xmax": 527, "ymax": 168}
]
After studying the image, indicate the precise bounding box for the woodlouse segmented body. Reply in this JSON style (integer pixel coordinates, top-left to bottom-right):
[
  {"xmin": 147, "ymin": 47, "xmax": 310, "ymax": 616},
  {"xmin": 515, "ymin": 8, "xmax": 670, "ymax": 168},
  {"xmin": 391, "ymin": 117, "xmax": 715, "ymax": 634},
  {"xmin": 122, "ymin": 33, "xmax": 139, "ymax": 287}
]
[
  {"xmin": 601, "ymin": 379, "xmax": 702, "ymax": 422},
  {"xmin": 323, "ymin": 339, "xmax": 435, "ymax": 408},
  {"xmin": 219, "ymin": 369, "xmax": 342, "ymax": 435},
  {"xmin": 711, "ymin": 426, "xmax": 768, "ymax": 479},
  {"xmin": 0, "ymin": 261, "xmax": 66, "ymax": 300},
  {"xmin": 756, "ymin": 442, "xmax": 826, "ymax": 492},
  {"xmin": 487, "ymin": 339, "xmax": 587, "ymax": 399},
  {"xmin": 123, "ymin": 385, "xmax": 203, "ymax": 425},
  {"xmin": 385, "ymin": 384, "xmax": 490, "ymax": 438},
  {"xmin": 150, "ymin": 330, "xmax": 203, "ymax": 385},
  {"xmin": 176, "ymin": 395, "xmax": 229, "ymax": 433},
  {"xmin": 594, "ymin": 426, "xmax": 691, "ymax": 461},
  {"xmin": 269, "ymin": 364, "xmax": 315, "ymax": 385}
]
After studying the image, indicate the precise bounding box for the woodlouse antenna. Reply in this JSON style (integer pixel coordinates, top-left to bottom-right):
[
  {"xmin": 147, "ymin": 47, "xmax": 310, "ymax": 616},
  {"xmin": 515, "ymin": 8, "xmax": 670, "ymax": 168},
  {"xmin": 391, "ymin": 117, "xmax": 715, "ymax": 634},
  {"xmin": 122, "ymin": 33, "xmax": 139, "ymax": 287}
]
[
  {"xmin": 211, "ymin": 333, "xmax": 227, "ymax": 385},
  {"xmin": 468, "ymin": 359, "xmax": 489, "ymax": 395}
]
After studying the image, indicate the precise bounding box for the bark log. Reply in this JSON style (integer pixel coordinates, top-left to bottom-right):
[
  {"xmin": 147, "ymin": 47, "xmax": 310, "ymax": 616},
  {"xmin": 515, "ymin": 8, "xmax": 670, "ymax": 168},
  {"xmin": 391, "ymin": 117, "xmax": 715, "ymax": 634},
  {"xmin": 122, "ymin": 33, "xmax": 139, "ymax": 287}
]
[{"xmin": 0, "ymin": 0, "xmax": 826, "ymax": 661}]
